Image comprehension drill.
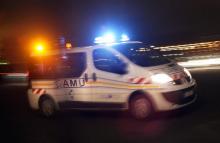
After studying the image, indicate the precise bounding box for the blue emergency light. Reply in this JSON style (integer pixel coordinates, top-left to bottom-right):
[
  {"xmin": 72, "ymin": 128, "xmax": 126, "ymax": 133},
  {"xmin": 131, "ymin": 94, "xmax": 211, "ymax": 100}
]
[
  {"xmin": 94, "ymin": 33, "xmax": 130, "ymax": 44},
  {"xmin": 120, "ymin": 34, "xmax": 130, "ymax": 42}
]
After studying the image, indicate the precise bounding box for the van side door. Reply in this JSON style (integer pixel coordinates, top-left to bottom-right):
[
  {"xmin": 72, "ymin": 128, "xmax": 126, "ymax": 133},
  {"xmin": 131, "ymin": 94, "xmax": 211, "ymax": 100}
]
[{"xmin": 91, "ymin": 48, "xmax": 131, "ymax": 105}]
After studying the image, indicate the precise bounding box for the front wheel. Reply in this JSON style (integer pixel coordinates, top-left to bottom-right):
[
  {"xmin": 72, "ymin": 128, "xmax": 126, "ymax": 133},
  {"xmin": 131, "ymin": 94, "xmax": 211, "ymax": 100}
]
[
  {"xmin": 39, "ymin": 97, "xmax": 56, "ymax": 117},
  {"xmin": 129, "ymin": 95, "xmax": 152, "ymax": 120}
]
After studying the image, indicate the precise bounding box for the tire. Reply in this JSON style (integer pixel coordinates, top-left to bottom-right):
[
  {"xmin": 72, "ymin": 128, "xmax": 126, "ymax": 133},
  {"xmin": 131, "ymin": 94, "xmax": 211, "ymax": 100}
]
[
  {"xmin": 129, "ymin": 95, "xmax": 152, "ymax": 120},
  {"xmin": 39, "ymin": 97, "xmax": 56, "ymax": 117}
]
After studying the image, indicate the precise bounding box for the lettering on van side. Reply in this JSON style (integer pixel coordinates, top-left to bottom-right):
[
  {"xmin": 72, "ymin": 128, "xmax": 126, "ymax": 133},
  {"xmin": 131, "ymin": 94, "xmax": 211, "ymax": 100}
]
[{"xmin": 56, "ymin": 78, "xmax": 86, "ymax": 88}]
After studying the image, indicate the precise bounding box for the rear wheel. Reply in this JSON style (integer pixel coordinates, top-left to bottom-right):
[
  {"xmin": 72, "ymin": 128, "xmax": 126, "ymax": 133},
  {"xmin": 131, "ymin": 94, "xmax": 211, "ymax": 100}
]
[
  {"xmin": 129, "ymin": 95, "xmax": 152, "ymax": 120},
  {"xmin": 39, "ymin": 97, "xmax": 56, "ymax": 117}
]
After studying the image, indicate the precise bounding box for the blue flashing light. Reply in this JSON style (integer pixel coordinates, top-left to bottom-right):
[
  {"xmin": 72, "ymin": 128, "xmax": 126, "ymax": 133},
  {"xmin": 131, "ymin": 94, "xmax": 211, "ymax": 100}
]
[
  {"xmin": 104, "ymin": 33, "xmax": 116, "ymax": 43},
  {"xmin": 94, "ymin": 36, "xmax": 102, "ymax": 44},
  {"xmin": 120, "ymin": 34, "xmax": 130, "ymax": 42},
  {"xmin": 94, "ymin": 33, "xmax": 130, "ymax": 44},
  {"xmin": 94, "ymin": 33, "xmax": 116, "ymax": 44}
]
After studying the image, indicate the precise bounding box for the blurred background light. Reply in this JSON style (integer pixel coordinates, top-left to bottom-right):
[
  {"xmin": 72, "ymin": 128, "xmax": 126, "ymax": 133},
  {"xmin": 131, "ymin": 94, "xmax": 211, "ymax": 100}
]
[{"xmin": 178, "ymin": 58, "xmax": 220, "ymax": 68}]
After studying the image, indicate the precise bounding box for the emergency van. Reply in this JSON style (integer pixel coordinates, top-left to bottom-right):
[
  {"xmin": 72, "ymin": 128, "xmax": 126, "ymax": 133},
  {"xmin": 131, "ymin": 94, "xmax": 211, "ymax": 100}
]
[{"xmin": 27, "ymin": 41, "xmax": 197, "ymax": 119}]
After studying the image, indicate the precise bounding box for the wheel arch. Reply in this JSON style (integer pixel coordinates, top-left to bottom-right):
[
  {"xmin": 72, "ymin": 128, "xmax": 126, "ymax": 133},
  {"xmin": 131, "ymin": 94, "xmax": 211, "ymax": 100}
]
[
  {"xmin": 38, "ymin": 94, "xmax": 59, "ymax": 110},
  {"xmin": 128, "ymin": 90, "xmax": 155, "ymax": 110}
]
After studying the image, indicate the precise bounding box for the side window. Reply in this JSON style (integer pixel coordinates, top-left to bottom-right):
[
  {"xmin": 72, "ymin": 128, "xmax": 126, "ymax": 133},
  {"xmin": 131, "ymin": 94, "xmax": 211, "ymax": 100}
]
[
  {"xmin": 29, "ymin": 53, "xmax": 86, "ymax": 79},
  {"xmin": 29, "ymin": 56, "xmax": 59, "ymax": 79},
  {"xmin": 93, "ymin": 49, "xmax": 127, "ymax": 74},
  {"xmin": 57, "ymin": 53, "xmax": 86, "ymax": 78}
]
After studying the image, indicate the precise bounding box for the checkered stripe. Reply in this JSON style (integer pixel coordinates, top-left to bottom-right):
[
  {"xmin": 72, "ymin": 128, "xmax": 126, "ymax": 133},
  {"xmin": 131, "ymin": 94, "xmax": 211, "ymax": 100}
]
[
  {"xmin": 32, "ymin": 89, "xmax": 46, "ymax": 95},
  {"xmin": 129, "ymin": 77, "xmax": 151, "ymax": 84}
]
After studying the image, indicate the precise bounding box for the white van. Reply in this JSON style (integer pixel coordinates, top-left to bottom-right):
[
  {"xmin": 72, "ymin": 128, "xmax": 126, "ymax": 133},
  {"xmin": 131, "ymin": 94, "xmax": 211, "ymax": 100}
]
[{"xmin": 27, "ymin": 41, "xmax": 197, "ymax": 119}]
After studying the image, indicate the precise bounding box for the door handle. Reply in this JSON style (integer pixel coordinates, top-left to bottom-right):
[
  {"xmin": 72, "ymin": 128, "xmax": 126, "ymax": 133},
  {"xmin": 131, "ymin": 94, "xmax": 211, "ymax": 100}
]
[
  {"xmin": 92, "ymin": 73, "xmax": 97, "ymax": 81},
  {"xmin": 84, "ymin": 73, "xmax": 88, "ymax": 82}
]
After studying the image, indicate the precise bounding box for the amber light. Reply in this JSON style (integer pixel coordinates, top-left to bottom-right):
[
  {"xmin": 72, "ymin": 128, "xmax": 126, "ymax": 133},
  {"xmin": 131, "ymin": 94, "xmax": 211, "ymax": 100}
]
[{"xmin": 66, "ymin": 43, "xmax": 72, "ymax": 49}]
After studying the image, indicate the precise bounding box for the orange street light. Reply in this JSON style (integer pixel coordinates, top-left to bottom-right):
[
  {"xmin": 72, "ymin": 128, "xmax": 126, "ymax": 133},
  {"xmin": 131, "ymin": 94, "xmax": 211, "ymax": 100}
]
[
  {"xmin": 33, "ymin": 41, "xmax": 47, "ymax": 55},
  {"xmin": 36, "ymin": 44, "xmax": 44, "ymax": 52}
]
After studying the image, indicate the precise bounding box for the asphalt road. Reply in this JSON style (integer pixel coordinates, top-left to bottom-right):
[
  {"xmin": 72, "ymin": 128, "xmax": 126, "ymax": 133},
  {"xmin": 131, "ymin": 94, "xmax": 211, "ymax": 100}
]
[{"xmin": 1, "ymin": 68, "xmax": 220, "ymax": 143}]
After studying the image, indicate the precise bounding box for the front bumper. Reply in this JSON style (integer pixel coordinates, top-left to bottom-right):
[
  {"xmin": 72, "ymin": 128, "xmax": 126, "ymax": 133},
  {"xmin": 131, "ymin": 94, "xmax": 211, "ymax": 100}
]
[
  {"xmin": 162, "ymin": 85, "xmax": 196, "ymax": 105},
  {"xmin": 149, "ymin": 82, "xmax": 197, "ymax": 111}
]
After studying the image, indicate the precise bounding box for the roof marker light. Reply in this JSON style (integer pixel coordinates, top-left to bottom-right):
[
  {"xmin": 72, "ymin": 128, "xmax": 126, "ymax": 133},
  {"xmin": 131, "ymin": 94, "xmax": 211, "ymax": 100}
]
[{"xmin": 66, "ymin": 42, "xmax": 72, "ymax": 49}]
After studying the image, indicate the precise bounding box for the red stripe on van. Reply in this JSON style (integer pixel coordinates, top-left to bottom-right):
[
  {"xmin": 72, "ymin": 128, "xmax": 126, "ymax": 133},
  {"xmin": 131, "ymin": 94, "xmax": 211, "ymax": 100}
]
[
  {"xmin": 36, "ymin": 89, "xmax": 42, "ymax": 94},
  {"xmin": 136, "ymin": 78, "xmax": 146, "ymax": 84}
]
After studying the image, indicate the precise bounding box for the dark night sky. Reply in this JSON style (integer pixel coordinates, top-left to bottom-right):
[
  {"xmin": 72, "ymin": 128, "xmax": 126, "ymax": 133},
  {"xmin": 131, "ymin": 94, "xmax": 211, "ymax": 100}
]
[{"xmin": 0, "ymin": 0, "xmax": 220, "ymax": 61}]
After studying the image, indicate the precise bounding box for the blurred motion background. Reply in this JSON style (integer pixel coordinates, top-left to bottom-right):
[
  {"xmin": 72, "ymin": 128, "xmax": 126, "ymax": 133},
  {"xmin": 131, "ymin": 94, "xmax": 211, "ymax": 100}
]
[{"xmin": 0, "ymin": 0, "xmax": 220, "ymax": 78}]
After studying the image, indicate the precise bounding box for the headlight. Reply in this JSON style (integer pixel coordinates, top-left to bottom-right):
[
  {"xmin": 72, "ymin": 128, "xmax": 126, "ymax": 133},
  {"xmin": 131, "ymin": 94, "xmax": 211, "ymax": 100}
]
[
  {"xmin": 183, "ymin": 68, "xmax": 192, "ymax": 79},
  {"xmin": 151, "ymin": 73, "xmax": 173, "ymax": 84}
]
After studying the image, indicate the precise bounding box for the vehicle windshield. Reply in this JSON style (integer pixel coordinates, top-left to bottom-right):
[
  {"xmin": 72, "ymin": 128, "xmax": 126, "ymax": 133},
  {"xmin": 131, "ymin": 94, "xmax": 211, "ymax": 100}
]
[{"xmin": 112, "ymin": 43, "xmax": 170, "ymax": 67}]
